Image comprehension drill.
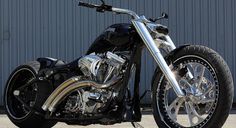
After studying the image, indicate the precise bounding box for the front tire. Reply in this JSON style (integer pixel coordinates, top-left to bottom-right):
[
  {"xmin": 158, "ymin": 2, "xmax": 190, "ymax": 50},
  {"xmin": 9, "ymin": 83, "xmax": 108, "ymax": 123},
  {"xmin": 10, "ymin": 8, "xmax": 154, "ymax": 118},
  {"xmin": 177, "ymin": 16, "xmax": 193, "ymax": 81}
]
[
  {"xmin": 4, "ymin": 61, "xmax": 57, "ymax": 128},
  {"xmin": 152, "ymin": 45, "xmax": 234, "ymax": 128}
]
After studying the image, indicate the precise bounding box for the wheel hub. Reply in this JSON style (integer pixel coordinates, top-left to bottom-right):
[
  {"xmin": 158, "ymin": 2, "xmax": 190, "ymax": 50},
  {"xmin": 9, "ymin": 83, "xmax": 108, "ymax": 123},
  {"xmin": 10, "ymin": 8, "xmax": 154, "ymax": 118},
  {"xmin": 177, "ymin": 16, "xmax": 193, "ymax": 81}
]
[{"xmin": 182, "ymin": 77, "xmax": 215, "ymax": 104}]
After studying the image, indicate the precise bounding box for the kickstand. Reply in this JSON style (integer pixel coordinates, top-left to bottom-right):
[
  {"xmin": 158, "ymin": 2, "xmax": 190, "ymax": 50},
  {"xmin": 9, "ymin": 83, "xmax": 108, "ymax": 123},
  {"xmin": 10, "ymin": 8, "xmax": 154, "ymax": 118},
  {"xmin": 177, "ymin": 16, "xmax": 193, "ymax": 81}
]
[{"xmin": 131, "ymin": 122, "xmax": 144, "ymax": 128}]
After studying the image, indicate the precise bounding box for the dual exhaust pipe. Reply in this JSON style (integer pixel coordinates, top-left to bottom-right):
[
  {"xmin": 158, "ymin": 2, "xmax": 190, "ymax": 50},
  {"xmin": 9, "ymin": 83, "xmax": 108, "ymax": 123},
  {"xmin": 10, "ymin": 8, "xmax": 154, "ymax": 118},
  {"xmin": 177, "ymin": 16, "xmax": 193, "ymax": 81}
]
[{"xmin": 42, "ymin": 76, "xmax": 119, "ymax": 113}]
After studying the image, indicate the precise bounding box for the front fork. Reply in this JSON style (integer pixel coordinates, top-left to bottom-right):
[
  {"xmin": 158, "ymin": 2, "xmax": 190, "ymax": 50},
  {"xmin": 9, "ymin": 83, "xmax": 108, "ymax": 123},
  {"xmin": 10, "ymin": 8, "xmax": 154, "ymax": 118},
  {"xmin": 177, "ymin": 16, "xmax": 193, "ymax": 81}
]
[{"xmin": 132, "ymin": 20, "xmax": 185, "ymax": 97}]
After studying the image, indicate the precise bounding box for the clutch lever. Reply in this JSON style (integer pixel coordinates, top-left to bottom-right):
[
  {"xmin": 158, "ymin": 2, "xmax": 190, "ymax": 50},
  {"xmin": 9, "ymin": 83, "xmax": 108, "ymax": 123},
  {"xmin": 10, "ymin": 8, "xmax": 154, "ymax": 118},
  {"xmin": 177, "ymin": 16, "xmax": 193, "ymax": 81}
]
[
  {"xmin": 78, "ymin": 1, "xmax": 112, "ymax": 13},
  {"xmin": 78, "ymin": 1, "xmax": 100, "ymax": 8}
]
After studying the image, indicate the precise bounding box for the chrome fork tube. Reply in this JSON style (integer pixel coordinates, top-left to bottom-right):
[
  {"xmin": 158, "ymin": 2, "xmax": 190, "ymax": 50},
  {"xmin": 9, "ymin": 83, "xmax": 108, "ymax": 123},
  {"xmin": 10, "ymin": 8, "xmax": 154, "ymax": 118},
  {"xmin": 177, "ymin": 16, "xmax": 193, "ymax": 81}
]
[
  {"xmin": 132, "ymin": 20, "xmax": 185, "ymax": 97},
  {"xmin": 165, "ymin": 35, "xmax": 176, "ymax": 50},
  {"xmin": 165, "ymin": 35, "xmax": 194, "ymax": 79}
]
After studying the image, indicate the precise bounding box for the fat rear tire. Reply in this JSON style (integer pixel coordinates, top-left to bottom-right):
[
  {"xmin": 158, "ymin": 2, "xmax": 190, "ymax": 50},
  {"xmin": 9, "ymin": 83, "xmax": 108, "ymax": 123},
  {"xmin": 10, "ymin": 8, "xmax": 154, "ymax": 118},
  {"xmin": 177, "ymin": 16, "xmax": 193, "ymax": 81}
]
[{"xmin": 4, "ymin": 61, "xmax": 57, "ymax": 128}]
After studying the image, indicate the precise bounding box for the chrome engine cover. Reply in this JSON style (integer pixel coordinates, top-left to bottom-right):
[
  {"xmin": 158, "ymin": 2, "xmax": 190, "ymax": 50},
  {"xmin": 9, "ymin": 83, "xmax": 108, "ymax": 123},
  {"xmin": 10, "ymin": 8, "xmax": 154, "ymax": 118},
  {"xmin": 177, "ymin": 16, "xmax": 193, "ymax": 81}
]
[
  {"xmin": 64, "ymin": 87, "xmax": 113, "ymax": 114},
  {"xmin": 78, "ymin": 53, "xmax": 103, "ymax": 77},
  {"xmin": 78, "ymin": 52, "xmax": 126, "ymax": 83},
  {"xmin": 64, "ymin": 52, "xmax": 127, "ymax": 114}
]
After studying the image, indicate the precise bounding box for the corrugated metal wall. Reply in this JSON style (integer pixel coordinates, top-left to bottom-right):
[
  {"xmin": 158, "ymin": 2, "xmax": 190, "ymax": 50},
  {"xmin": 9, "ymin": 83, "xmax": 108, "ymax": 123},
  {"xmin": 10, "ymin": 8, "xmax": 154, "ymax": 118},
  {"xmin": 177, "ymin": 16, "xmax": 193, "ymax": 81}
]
[{"xmin": 0, "ymin": 0, "xmax": 236, "ymax": 105}]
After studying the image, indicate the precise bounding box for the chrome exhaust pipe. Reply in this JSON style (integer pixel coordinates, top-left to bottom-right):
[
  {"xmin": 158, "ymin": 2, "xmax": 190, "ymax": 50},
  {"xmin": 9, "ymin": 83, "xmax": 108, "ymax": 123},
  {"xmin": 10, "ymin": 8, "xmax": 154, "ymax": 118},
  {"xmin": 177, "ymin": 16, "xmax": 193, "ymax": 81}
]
[
  {"xmin": 42, "ymin": 76, "xmax": 81, "ymax": 111},
  {"xmin": 42, "ymin": 76, "xmax": 120, "ymax": 112}
]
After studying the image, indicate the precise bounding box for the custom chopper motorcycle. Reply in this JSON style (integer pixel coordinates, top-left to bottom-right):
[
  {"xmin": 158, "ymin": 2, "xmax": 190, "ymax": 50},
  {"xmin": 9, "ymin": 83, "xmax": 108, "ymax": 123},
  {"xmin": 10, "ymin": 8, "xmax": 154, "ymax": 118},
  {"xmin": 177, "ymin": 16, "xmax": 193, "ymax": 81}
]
[{"xmin": 4, "ymin": 1, "xmax": 234, "ymax": 128}]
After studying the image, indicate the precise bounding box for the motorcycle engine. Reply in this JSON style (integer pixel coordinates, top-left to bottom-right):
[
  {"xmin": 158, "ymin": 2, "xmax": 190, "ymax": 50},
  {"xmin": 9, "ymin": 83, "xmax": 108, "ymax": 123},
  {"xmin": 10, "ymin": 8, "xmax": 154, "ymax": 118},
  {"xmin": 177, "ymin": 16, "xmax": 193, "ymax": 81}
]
[
  {"xmin": 63, "ymin": 51, "xmax": 128, "ymax": 114},
  {"xmin": 78, "ymin": 51, "xmax": 126, "ymax": 82}
]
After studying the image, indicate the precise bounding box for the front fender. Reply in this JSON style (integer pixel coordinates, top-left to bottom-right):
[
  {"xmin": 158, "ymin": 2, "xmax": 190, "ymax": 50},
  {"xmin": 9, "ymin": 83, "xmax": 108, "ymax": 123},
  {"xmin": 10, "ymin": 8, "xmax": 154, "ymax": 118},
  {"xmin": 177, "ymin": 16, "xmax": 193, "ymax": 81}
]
[{"xmin": 151, "ymin": 44, "xmax": 190, "ymax": 88}]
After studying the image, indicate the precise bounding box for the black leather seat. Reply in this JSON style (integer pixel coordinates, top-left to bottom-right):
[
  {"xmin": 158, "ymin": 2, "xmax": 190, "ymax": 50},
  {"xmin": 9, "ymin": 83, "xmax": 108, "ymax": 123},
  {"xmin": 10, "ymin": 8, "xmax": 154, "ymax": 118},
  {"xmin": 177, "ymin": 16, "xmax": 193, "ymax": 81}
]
[{"xmin": 37, "ymin": 57, "xmax": 66, "ymax": 69}]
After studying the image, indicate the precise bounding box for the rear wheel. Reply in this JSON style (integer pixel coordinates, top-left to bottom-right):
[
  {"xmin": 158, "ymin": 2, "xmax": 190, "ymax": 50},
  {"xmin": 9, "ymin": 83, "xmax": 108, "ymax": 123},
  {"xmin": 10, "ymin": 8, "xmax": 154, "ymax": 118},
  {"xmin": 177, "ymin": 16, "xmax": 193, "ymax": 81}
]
[
  {"xmin": 152, "ymin": 45, "xmax": 234, "ymax": 128},
  {"xmin": 4, "ymin": 61, "xmax": 57, "ymax": 128}
]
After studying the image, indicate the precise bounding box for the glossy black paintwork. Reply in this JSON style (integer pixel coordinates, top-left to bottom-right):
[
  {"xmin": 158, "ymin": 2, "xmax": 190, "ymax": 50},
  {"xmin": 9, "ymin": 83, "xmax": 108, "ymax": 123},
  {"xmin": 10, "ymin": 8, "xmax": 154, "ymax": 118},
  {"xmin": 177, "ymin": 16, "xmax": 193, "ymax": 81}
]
[{"xmin": 87, "ymin": 23, "xmax": 136, "ymax": 54}]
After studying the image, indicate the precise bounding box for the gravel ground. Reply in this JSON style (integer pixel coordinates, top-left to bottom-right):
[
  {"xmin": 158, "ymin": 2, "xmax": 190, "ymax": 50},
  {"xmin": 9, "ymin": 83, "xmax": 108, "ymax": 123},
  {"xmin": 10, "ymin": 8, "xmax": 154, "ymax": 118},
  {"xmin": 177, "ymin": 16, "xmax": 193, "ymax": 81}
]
[{"xmin": 0, "ymin": 113, "xmax": 235, "ymax": 128}]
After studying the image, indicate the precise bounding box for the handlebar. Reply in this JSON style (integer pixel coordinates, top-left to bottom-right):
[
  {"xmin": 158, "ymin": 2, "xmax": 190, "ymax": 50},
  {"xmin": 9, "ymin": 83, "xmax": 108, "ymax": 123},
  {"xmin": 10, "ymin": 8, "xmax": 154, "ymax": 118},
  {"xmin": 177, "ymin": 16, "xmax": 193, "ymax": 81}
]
[
  {"xmin": 78, "ymin": 1, "xmax": 112, "ymax": 13},
  {"xmin": 78, "ymin": 1, "xmax": 140, "ymax": 19},
  {"xmin": 78, "ymin": 1, "xmax": 100, "ymax": 9}
]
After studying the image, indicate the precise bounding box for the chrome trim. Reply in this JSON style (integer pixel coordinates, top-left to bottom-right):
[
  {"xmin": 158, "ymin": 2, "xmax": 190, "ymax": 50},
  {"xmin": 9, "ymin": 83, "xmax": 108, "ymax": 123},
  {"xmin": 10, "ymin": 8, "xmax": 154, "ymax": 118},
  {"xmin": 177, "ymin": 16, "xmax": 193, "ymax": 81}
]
[
  {"xmin": 42, "ymin": 77, "xmax": 120, "ymax": 112},
  {"xmin": 165, "ymin": 35, "xmax": 176, "ymax": 50},
  {"xmin": 165, "ymin": 35, "xmax": 194, "ymax": 78},
  {"xmin": 131, "ymin": 19, "xmax": 185, "ymax": 97},
  {"xmin": 48, "ymin": 77, "xmax": 119, "ymax": 112},
  {"xmin": 162, "ymin": 55, "xmax": 219, "ymax": 127},
  {"xmin": 112, "ymin": 7, "xmax": 140, "ymax": 19},
  {"xmin": 42, "ymin": 76, "xmax": 80, "ymax": 111}
]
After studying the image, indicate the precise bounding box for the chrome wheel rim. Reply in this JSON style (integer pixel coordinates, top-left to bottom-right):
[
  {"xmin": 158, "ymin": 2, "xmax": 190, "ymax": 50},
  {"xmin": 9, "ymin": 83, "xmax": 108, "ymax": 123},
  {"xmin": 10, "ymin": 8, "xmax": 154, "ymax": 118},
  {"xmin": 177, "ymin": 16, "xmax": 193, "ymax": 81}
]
[{"xmin": 157, "ymin": 55, "xmax": 219, "ymax": 127}]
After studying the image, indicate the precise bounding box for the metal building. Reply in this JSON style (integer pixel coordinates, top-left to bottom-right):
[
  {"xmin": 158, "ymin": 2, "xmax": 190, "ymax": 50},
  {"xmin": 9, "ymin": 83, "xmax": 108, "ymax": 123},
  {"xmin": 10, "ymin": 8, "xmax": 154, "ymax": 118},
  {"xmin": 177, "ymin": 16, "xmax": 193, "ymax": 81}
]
[{"xmin": 0, "ymin": 0, "xmax": 235, "ymax": 105}]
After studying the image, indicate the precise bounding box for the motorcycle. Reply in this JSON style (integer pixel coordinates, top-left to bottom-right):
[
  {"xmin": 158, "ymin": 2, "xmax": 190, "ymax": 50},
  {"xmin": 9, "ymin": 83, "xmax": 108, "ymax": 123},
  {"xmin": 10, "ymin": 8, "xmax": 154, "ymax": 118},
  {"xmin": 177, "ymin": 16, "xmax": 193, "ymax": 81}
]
[{"xmin": 4, "ymin": 1, "xmax": 234, "ymax": 128}]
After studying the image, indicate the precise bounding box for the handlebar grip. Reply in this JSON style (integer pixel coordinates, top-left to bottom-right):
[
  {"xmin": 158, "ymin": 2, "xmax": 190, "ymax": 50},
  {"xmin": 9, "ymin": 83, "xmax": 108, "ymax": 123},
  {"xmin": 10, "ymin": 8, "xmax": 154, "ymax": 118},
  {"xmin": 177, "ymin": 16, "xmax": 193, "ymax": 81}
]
[
  {"xmin": 78, "ymin": 1, "xmax": 112, "ymax": 13},
  {"xmin": 78, "ymin": 1, "xmax": 98, "ymax": 8}
]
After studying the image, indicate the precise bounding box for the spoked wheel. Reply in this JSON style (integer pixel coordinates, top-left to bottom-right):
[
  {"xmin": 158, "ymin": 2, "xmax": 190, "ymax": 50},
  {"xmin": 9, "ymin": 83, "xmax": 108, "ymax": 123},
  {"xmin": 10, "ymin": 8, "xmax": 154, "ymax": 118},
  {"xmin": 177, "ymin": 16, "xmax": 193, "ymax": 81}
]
[
  {"xmin": 158, "ymin": 57, "xmax": 218, "ymax": 127},
  {"xmin": 152, "ymin": 45, "xmax": 234, "ymax": 128},
  {"xmin": 4, "ymin": 61, "xmax": 57, "ymax": 128}
]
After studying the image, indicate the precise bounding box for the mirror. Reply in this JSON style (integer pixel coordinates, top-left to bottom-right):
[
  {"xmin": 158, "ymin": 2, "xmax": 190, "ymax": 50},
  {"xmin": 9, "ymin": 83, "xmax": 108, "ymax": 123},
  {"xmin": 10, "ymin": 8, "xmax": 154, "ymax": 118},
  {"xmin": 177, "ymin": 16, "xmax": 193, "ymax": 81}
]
[{"xmin": 161, "ymin": 12, "xmax": 168, "ymax": 19}]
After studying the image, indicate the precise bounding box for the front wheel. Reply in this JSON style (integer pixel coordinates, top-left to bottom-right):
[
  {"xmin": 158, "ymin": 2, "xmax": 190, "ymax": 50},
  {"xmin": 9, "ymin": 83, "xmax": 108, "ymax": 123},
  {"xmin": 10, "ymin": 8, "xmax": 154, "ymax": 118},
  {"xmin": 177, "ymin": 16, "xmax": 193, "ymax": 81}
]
[{"xmin": 152, "ymin": 45, "xmax": 234, "ymax": 128}]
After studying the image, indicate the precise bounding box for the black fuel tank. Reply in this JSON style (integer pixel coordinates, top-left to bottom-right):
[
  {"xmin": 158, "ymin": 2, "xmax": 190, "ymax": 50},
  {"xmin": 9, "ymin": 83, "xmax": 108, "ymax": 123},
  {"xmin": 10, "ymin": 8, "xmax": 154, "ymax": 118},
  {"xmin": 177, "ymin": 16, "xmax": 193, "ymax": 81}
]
[
  {"xmin": 86, "ymin": 23, "xmax": 136, "ymax": 54},
  {"xmin": 102, "ymin": 23, "xmax": 133, "ymax": 46}
]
